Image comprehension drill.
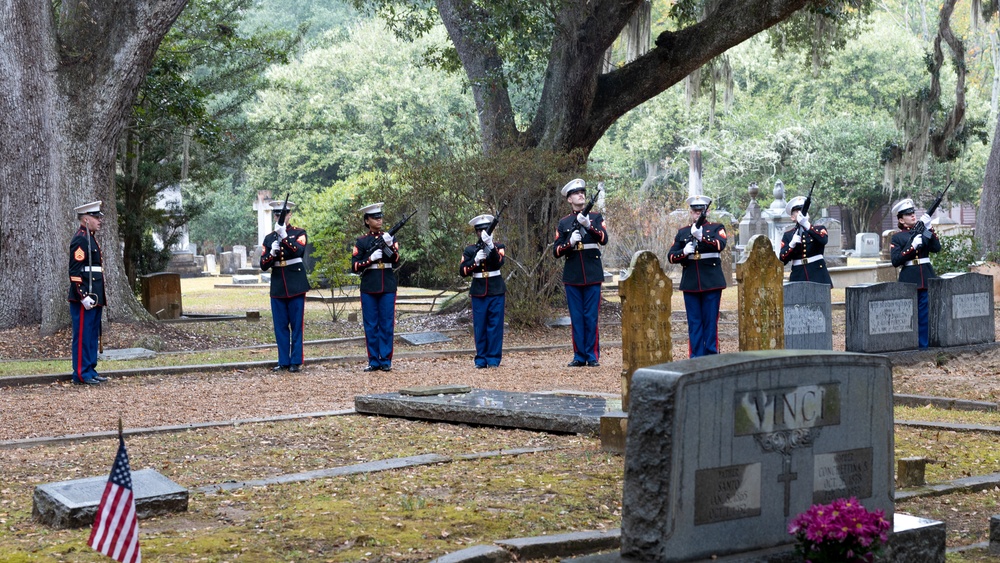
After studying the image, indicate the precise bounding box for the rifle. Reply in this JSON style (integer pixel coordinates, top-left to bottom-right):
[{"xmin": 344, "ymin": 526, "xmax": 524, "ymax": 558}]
[
  {"xmin": 476, "ymin": 201, "xmax": 508, "ymax": 251},
  {"xmin": 907, "ymin": 180, "xmax": 953, "ymax": 246},
  {"xmin": 686, "ymin": 208, "xmax": 708, "ymax": 245},
  {"xmin": 567, "ymin": 183, "xmax": 602, "ymax": 250},
  {"xmin": 372, "ymin": 209, "xmax": 416, "ymax": 261},
  {"xmin": 276, "ymin": 193, "xmax": 290, "ymax": 227}
]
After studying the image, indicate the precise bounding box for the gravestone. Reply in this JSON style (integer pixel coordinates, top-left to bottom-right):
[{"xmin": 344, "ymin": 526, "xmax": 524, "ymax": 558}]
[
  {"xmin": 250, "ymin": 245, "xmax": 262, "ymax": 268},
  {"xmin": 99, "ymin": 347, "xmax": 156, "ymax": 361},
  {"xmin": 928, "ymin": 272, "xmax": 996, "ymax": 347},
  {"xmin": 232, "ymin": 245, "xmax": 248, "ymax": 269},
  {"xmin": 783, "ymin": 281, "xmax": 833, "ymax": 350},
  {"xmin": 816, "ymin": 217, "xmax": 842, "ymax": 256},
  {"xmin": 139, "ymin": 272, "xmax": 182, "ymax": 319},
  {"xmin": 618, "ymin": 250, "xmax": 672, "ymax": 411},
  {"xmin": 398, "ymin": 331, "xmax": 453, "ymax": 345},
  {"xmin": 880, "ymin": 230, "xmax": 896, "ymax": 262},
  {"xmin": 736, "ymin": 235, "xmax": 784, "ymax": 351},
  {"xmin": 855, "ymin": 233, "xmax": 880, "ymax": 257},
  {"xmin": 737, "ymin": 183, "xmax": 768, "ymax": 257},
  {"xmin": 617, "ymin": 351, "xmax": 894, "ymax": 561},
  {"xmin": 218, "ymin": 251, "xmax": 238, "ymax": 275},
  {"xmin": 205, "ymin": 253, "xmax": 217, "ymax": 275},
  {"xmin": 845, "ymin": 282, "xmax": 918, "ymax": 353},
  {"xmin": 33, "ymin": 468, "xmax": 188, "ymax": 529}
]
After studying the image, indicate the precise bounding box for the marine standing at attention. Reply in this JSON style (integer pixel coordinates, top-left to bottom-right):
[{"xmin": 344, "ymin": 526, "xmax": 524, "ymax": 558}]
[
  {"xmin": 890, "ymin": 197, "xmax": 940, "ymax": 349},
  {"xmin": 260, "ymin": 199, "xmax": 310, "ymax": 373},
  {"xmin": 553, "ymin": 178, "xmax": 609, "ymax": 368},
  {"xmin": 352, "ymin": 202, "xmax": 400, "ymax": 372},
  {"xmin": 668, "ymin": 195, "xmax": 728, "ymax": 358},
  {"xmin": 460, "ymin": 213, "xmax": 507, "ymax": 369},
  {"xmin": 68, "ymin": 201, "xmax": 108, "ymax": 385},
  {"xmin": 779, "ymin": 195, "xmax": 833, "ymax": 286}
]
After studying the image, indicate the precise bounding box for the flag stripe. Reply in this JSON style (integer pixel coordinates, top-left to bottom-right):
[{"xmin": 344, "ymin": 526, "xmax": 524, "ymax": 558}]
[{"xmin": 88, "ymin": 436, "xmax": 141, "ymax": 563}]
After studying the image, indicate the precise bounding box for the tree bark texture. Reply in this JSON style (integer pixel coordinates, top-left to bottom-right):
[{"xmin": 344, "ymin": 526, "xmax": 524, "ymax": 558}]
[
  {"xmin": 978, "ymin": 116, "xmax": 1000, "ymax": 258},
  {"xmin": 0, "ymin": 0, "xmax": 187, "ymax": 333},
  {"xmin": 437, "ymin": 0, "xmax": 811, "ymax": 156}
]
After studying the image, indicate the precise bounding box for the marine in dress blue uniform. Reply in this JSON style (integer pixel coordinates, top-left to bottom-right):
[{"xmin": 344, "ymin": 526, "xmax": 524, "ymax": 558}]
[
  {"xmin": 259, "ymin": 200, "xmax": 310, "ymax": 372},
  {"xmin": 460, "ymin": 214, "xmax": 507, "ymax": 368},
  {"xmin": 352, "ymin": 202, "xmax": 401, "ymax": 372},
  {"xmin": 667, "ymin": 195, "xmax": 728, "ymax": 358},
  {"xmin": 68, "ymin": 201, "xmax": 108, "ymax": 385},
  {"xmin": 553, "ymin": 179, "xmax": 608, "ymax": 367},
  {"xmin": 889, "ymin": 198, "xmax": 941, "ymax": 349},
  {"xmin": 778, "ymin": 195, "xmax": 833, "ymax": 287}
]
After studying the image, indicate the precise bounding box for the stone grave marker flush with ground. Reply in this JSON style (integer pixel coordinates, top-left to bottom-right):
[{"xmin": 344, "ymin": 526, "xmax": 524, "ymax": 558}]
[{"xmin": 617, "ymin": 351, "xmax": 895, "ymax": 561}]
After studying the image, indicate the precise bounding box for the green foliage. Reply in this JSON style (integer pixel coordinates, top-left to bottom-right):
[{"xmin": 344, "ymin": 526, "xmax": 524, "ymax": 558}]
[
  {"xmin": 930, "ymin": 232, "xmax": 979, "ymax": 275},
  {"xmin": 186, "ymin": 178, "xmax": 258, "ymax": 251}
]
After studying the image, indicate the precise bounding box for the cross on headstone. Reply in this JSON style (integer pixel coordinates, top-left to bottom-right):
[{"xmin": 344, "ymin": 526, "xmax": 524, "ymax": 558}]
[{"xmin": 777, "ymin": 455, "xmax": 798, "ymax": 517}]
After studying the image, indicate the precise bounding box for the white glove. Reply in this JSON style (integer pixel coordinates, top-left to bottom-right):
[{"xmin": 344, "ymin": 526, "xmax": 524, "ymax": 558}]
[
  {"xmin": 797, "ymin": 213, "xmax": 810, "ymax": 230},
  {"xmin": 474, "ymin": 249, "xmax": 489, "ymax": 264},
  {"xmin": 381, "ymin": 232, "xmax": 393, "ymax": 245},
  {"xmin": 569, "ymin": 231, "xmax": 583, "ymax": 246},
  {"xmin": 270, "ymin": 240, "xmax": 280, "ymax": 255},
  {"xmin": 81, "ymin": 296, "xmax": 95, "ymax": 310},
  {"xmin": 789, "ymin": 233, "xmax": 801, "ymax": 248},
  {"xmin": 912, "ymin": 235, "xmax": 923, "ymax": 249},
  {"xmin": 480, "ymin": 230, "xmax": 494, "ymax": 249},
  {"xmin": 683, "ymin": 241, "xmax": 696, "ymax": 256},
  {"xmin": 920, "ymin": 213, "xmax": 933, "ymax": 229},
  {"xmin": 691, "ymin": 225, "xmax": 703, "ymax": 241},
  {"xmin": 275, "ymin": 223, "xmax": 287, "ymax": 239},
  {"xmin": 369, "ymin": 248, "xmax": 383, "ymax": 262},
  {"xmin": 576, "ymin": 212, "xmax": 591, "ymax": 229}
]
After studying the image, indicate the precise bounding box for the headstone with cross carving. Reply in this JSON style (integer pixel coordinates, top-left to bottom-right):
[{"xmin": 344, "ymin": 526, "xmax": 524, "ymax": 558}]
[{"xmin": 616, "ymin": 350, "xmax": 895, "ymax": 561}]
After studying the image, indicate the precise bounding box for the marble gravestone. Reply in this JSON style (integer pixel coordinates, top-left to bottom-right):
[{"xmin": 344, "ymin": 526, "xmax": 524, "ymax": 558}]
[
  {"xmin": 855, "ymin": 233, "xmax": 880, "ymax": 258},
  {"xmin": 845, "ymin": 282, "xmax": 918, "ymax": 353},
  {"xmin": 218, "ymin": 251, "xmax": 238, "ymax": 275},
  {"xmin": 736, "ymin": 235, "xmax": 784, "ymax": 351},
  {"xmin": 618, "ymin": 351, "xmax": 894, "ymax": 562},
  {"xmin": 617, "ymin": 250, "xmax": 672, "ymax": 411},
  {"xmin": 783, "ymin": 282, "xmax": 833, "ymax": 350},
  {"xmin": 929, "ymin": 272, "xmax": 996, "ymax": 348},
  {"xmin": 33, "ymin": 468, "xmax": 188, "ymax": 529}
]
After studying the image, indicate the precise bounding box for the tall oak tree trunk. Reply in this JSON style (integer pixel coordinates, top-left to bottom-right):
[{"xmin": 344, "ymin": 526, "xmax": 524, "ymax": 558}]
[{"xmin": 0, "ymin": 0, "xmax": 188, "ymax": 333}]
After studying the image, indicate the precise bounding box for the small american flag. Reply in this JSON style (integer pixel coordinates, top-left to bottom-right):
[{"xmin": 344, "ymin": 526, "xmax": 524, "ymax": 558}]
[{"xmin": 87, "ymin": 434, "xmax": 141, "ymax": 563}]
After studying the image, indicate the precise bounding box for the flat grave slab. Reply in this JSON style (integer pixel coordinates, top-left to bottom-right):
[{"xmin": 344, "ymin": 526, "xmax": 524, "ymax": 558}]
[
  {"xmin": 355, "ymin": 388, "xmax": 616, "ymax": 434},
  {"xmin": 398, "ymin": 331, "xmax": 453, "ymax": 345},
  {"xmin": 546, "ymin": 316, "xmax": 573, "ymax": 327},
  {"xmin": 33, "ymin": 468, "xmax": 188, "ymax": 529},
  {"xmin": 98, "ymin": 347, "xmax": 156, "ymax": 361},
  {"xmin": 399, "ymin": 384, "xmax": 472, "ymax": 396}
]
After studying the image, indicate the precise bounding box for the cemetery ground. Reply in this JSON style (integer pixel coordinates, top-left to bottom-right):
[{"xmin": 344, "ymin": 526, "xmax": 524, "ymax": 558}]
[{"xmin": 3, "ymin": 278, "xmax": 1000, "ymax": 560}]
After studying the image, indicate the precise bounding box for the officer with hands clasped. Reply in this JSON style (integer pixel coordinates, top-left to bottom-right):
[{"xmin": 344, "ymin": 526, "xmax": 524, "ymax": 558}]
[
  {"xmin": 553, "ymin": 178, "xmax": 609, "ymax": 367},
  {"xmin": 460, "ymin": 214, "xmax": 507, "ymax": 369},
  {"xmin": 352, "ymin": 202, "xmax": 401, "ymax": 372},
  {"xmin": 68, "ymin": 201, "xmax": 108, "ymax": 385},
  {"xmin": 668, "ymin": 195, "xmax": 728, "ymax": 358},
  {"xmin": 890, "ymin": 197, "xmax": 941, "ymax": 349},
  {"xmin": 259, "ymin": 200, "xmax": 310, "ymax": 373},
  {"xmin": 779, "ymin": 195, "xmax": 833, "ymax": 286}
]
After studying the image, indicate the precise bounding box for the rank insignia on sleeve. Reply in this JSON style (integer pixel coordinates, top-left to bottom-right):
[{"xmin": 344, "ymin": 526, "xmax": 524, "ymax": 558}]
[
  {"xmin": 74, "ymin": 248, "xmax": 85, "ymax": 261},
  {"xmin": 297, "ymin": 234, "xmax": 307, "ymax": 245}
]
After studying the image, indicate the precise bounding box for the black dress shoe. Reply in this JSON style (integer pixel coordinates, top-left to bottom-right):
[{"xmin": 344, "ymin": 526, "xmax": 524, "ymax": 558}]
[
  {"xmin": 475, "ymin": 365, "xmax": 488, "ymax": 369},
  {"xmin": 363, "ymin": 366, "xmax": 379, "ymax": 372},
  {"xmin": 73, "ymin": 378, "xmax": 101, "ymax": 386},
  {"xmin": 93, "ymin": 375, "xmax": 108, "ymax": 382},
  {"xmin": 586, "ymin": 361, "xmax": 600, "ymax": 367},
  {"xmin": 288, "ymin": 365, "xmax": 301, "ymax": 373},
  {"xmin": 380, "ymin": 365, "xmax": 392, "ymax": 372},
  {"xmin": 272, "ymin": 365, "xmax": 289, "ymax": 372},
  {"xmin": 567, "ymin": 360, "xmax": 586, "ymax": 367}
]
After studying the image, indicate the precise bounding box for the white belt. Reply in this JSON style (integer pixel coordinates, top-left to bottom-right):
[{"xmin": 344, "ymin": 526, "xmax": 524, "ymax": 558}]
[
  {"xmin": 791, "ymin": 255, "xmax": 824, "ymax": 266},
  {"xmin": 366, "ymin": 263, "xmax": 393, "ymax": 271},
  {"xmin": 696, "ymin": 252, "xmax": 720, "ymax": 259},
  {"xmin": 581, "ymin": 243, "xmax": 600, "ymax": 250},
  {"xmin": 905, "ymin": 257, "xmax": 931, "ymax": 266},
  {"xmin": 83, "ymin": 266, "xmax": 102, "ymax": 272},
  {"xmin": 275, "ymin": 257, "xmax": 302, "ymax": 267},
  {"xmin": 472, "ymin": 270, "xmax": 501, "ymax": 278}
]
